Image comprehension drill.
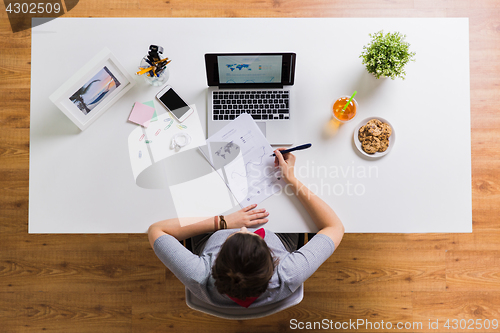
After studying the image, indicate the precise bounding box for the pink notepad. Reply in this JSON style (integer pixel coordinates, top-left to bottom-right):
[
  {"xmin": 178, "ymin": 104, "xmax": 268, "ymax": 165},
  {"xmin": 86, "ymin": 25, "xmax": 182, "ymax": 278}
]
[{"xmin": 128, "ymin": 102, "xmax": 155, "ymax": 127}]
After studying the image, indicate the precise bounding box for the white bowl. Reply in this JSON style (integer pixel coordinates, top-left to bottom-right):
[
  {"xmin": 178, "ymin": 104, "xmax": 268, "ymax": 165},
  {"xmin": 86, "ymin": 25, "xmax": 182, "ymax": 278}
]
[{"xmin": 353, "ymin": 117, "xmax": 395, "ymax": 158}]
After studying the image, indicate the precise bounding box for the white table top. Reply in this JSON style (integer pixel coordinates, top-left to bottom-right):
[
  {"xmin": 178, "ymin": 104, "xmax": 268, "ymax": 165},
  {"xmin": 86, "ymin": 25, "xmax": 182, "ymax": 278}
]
[{"xmin": 30, "ymin": 18, "xmax": 471, "ymax": 233}]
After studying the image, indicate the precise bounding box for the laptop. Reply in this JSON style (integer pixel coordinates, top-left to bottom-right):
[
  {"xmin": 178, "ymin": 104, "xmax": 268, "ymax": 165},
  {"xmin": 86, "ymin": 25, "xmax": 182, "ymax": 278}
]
[{"xmin": 205, "ymin": 53, "xmax": 296, "ymax": 145}]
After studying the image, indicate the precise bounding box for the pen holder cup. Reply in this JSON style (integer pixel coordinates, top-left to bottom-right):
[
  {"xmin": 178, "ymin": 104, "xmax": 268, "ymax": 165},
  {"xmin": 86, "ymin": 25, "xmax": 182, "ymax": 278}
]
[{"xmin": 139, "ymin": 57, "xmax": 170, "ymax": 86}]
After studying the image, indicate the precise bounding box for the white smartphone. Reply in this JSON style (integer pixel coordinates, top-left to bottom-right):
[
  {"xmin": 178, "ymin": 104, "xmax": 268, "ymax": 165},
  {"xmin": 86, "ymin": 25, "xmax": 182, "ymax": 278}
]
[{"xmin": 156, "ymin": 85, "xmax": 194, "ymax": 122}]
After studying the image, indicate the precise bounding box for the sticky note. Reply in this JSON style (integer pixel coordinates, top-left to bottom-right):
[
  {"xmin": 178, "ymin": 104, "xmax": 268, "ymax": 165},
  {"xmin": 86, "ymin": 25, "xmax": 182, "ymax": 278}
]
[
  {"xmin": 143, "ymin": 100, "xmax": 158, "ymax": 122},
  {"xmin": 128, "ymin": 102, "xmax": 155, "ymax": 127}
]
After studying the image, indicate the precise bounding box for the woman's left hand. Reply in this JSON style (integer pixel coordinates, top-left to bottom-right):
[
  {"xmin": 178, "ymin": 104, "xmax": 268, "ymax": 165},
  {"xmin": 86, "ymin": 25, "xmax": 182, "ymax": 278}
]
[{"xmin": 223, "ymin": 204, "xmax": 269, "ymax": 229}]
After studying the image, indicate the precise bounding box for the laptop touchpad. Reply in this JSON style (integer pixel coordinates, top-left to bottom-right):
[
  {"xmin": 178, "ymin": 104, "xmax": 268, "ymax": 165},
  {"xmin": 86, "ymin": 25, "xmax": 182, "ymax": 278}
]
[{"xmin": 256, "ymin": 122, "xmax": 266, "ymax": 137}]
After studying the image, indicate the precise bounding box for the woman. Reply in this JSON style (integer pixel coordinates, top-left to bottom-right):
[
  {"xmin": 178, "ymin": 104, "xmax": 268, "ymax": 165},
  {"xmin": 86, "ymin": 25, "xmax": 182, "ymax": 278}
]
[{"xmin": 148, "ymin": 149, "xmax": 344, "ymax": 308}]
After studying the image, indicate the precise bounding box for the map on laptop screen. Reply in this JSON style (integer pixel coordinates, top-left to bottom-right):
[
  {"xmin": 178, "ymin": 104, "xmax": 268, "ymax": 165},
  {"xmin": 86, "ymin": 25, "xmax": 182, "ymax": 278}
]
[{"xmin": 217, "ymin": 55, "xmax": 283, "ymax": 84}]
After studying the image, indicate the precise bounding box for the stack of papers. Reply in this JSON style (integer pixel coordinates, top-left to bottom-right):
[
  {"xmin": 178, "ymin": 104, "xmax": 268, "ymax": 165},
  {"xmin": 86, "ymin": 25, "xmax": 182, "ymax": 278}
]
[{"xmin": 199, "ymin": 113, "xmax": 286, "ymax": 207}]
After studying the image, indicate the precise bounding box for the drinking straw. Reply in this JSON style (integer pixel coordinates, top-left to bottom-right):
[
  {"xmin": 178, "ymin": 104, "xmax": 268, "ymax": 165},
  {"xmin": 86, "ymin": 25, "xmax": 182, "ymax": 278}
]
[{"xmin": 341, "ymin": 91, "xmax": 358, "ymax": 112}]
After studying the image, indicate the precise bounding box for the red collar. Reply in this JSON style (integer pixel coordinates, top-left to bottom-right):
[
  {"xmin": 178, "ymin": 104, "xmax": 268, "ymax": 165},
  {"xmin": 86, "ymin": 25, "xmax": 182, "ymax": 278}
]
[
  {"xmin": 253, "ymin": 227, "xmax": 265, "ymax": 239},
  {"xmin": 227, "ymin": 228, "xmax": 265, "ymax": 308}
]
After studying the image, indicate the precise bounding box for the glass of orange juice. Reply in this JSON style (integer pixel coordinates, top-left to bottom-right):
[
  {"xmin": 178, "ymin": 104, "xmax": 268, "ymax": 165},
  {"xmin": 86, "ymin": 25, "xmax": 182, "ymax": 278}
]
[{"xmin": 332, "ymin": 96, "xmax": 358, "ymax": 123}]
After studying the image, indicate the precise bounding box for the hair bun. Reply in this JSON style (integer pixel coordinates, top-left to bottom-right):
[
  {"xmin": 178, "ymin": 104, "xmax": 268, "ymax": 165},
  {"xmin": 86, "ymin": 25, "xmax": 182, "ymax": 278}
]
[{"xmin": 227, "ymin": 270, "xmax": 243, "ymax": 284}]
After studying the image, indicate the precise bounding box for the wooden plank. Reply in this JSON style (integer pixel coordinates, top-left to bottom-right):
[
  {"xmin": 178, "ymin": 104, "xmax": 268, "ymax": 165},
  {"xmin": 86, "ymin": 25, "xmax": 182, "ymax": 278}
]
[
  {"xmin": 297, "ymin": 292, "xmax": 414, "ymax": 332},
  {"xmin": 169, "ymin": 7, "xmax": 447, "ymax": 19},
  {"xmin": 0, "ymin": 25, "xmax": 30, "ymax": 48},
  {"xmin": 0, "ymin": 234, "xmax": 130, "ymax": 252},
  {"xmin": 416, "ymin": 0, "xmax": 500, "ymax": 9},
  {"xmin": 446, "ymin": 251, "xmax": 500, "ymax": 291},
  {"xmin": 471, "ymin": 131, "xmax": 500, "ymax": 161},
  {"xmin": 340, "ymin": 233, "xmax": 451, "ymax": 251},
  {"xmin": 0, "ymin": 48, "xmax": 31, "ymax": 89},
  {"xmin": 0, "ymin": 249, "xmax": 166, "ymax": 293},
  {"xmin": 0, "ymin": 292, "xmax": 132, "ymax": 333},
  {"xmin": 308, "ymin": 248, "xmax": 446, "ymax": 292},
  {"xmin": 168, "ymin": 0, "xmax": 416, "ymax": 18},
  {"xmin": 0, "ymin": 183, "xmax": 29, "ymax": 235},
  {"xmin": 341, "ymin": 229, "xmax": 500, "ymax": 252},
  {"xmin": 65, "ymin": 0, "xmax": 167, "ymax": 17},
  {"xmin": 0, "ymin": 129, "xmax": 30, "ymax": 171},
  {"xmin": 0, "ymin": 89, "xmax": 31, "ymax": 129},
  {"xmin": 413, "ymin": 291, "xmax": 500, "ymax": 332}
]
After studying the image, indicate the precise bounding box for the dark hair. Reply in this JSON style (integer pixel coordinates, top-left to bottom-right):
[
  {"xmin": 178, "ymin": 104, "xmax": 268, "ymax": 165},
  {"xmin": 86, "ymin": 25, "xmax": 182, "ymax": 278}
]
[{"xmin": 212, "ymin": 233, "xmax": 277, "ymax": 300}]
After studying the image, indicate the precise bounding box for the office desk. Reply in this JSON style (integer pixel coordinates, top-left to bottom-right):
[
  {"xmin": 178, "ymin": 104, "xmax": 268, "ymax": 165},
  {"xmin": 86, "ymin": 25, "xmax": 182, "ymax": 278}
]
[{"xmin": 29, "ymin": 18, "xmax": 471, "ymax": 233}]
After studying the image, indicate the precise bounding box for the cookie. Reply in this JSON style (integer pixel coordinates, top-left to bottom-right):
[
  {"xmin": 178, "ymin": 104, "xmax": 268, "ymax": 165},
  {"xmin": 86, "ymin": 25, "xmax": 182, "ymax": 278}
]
[
  {"xmin": 363, "ymin": 144, "xmax": 379, "ymax": 154},
  {"xmin": 367, "ymin": 124, "xmax": 382, "ymax": 136},
  {"xmin": 366, "ymin": 136, "xmax": 381, "ymax": 148},
  {"xmin": 358, "ymin": 125, "xmax": 368, "ymax": 141},
  {"xmin": 367, "ymin": 119, "xmax": 383, "ymax": 127},
  {"xmin": 362, "ymin": 136, "xmax": 381, "ymax": 154},
  {"xmin": 378, "ymin": 133, "xmax": 389, "ymax": 141},
  {"xmin": 380, "ymin": 123, "xmax": 392, "ymax": 137},
  {"xmin": 378, "ymin": 139, "xmax": 390, "ymax": 152}
]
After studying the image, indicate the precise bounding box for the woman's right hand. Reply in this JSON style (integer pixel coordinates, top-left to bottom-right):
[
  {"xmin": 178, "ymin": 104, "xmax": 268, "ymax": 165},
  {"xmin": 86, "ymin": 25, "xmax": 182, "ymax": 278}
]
[{"xmin": 274, "ymin": 148, "xmax": 297, "ymax": 183}]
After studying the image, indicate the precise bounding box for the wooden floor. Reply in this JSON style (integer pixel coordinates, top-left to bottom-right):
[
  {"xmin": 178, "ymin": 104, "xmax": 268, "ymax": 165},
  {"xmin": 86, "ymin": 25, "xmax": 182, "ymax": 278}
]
[{"xmin": 1, "ymin": 0, "xmax": 499, "ymax": 332}]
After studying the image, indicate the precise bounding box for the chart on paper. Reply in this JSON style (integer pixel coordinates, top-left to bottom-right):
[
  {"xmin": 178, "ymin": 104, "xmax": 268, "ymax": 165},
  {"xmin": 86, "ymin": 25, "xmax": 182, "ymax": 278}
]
[{"xmin": 199, "ymin": 114, "xmax": 287, "ymax": 207}]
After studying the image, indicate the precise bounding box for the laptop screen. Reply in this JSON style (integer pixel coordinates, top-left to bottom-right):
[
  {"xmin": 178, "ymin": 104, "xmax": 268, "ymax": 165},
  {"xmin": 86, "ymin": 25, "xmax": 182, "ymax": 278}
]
[
  {"xmin": 205, "ymin": 53, "xmax": 296, "ymax": 88},
  {"xmin": 217, "ymin": 55, "xmax": 283, "ymax": 84}
]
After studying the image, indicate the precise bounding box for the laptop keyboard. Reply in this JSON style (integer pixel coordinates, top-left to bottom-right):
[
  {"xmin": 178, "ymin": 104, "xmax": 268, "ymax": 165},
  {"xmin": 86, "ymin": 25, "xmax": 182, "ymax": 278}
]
[{"xmin": 212, "ymin": 90, "xmax": 290, "ymax": 121}]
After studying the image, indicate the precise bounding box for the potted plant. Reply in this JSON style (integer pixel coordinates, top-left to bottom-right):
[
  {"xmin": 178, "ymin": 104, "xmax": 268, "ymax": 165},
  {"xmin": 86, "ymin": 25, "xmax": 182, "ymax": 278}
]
[{"xmin": 360, "ymin": 30, "xmax": 416, "ymax": 80}]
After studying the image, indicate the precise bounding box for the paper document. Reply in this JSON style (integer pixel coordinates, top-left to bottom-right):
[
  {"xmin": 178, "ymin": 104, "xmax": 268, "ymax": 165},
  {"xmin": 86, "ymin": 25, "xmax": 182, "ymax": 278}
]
[{"xmin": 199, "ymin": 113, "xmax": 286, "ymax": 207}]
